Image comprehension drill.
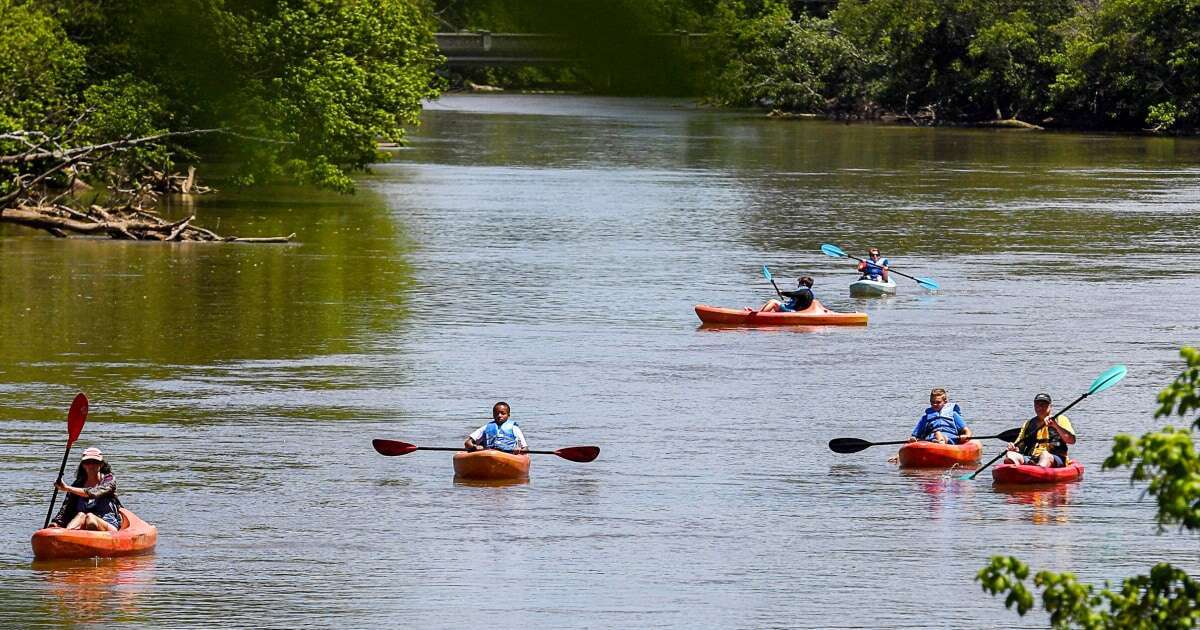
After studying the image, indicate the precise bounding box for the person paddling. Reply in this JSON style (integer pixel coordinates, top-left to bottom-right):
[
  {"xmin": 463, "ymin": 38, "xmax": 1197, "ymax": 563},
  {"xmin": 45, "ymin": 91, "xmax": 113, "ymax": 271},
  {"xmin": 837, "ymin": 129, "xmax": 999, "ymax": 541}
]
[
  {"xmin": 857, "ymin": 248, "xmax": 889, "ymax": 282},
  {"xmin": 49, "ymin": 447, "xmax": 122, "ymax": 532},
  {"xmin": 1004, "ymin": 393, "xmax": 1075, "ymax": 468},
  {"xmin": 464, "ymin": 402, "xmax": 528, "ymax": 454},
  {"xmin": 909, "ymin": 388, "xmax": 974, "ymax": 444},
  {"xmin": 761, "ymin": 276, "xmax": 815, "ymax": 312},
  {"xmin": 888, "ymin": 388, "xmax": 973, "ymax": 462}
]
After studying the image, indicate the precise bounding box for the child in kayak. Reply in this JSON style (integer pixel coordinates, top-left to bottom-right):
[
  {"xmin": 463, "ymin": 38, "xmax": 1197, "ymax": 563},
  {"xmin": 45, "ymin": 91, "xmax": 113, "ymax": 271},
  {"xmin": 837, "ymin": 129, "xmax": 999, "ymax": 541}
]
[
  {"xmin": 1004, "ymin": 393, "xmax": 1075, "ymax": 467},
  {"xmin": 464, "ymin": 402, "xmax": 528, "ymax": 454},
  {"xmin": 857, "ymin": 248, "xmax": 889, "ymax": 282},
  {"xmin": 760, "ymin": 276, "xmax": 815, "ymax": 312},
  {"xmin": 908, "ymin": 388, "xmax": 974, "ymax": 444},
  {"xmin": 50, "ymin": 447, "xmax": 122, "ymax": 532}
]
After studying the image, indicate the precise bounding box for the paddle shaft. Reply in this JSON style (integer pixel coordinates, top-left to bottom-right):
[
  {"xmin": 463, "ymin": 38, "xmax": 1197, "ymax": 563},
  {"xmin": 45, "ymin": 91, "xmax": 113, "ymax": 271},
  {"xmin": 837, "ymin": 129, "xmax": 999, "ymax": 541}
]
[
  {"xmin": 968, "ymin": 396, "xmax": 1087, "ymax": 480},
  {"xmin": 416, "ymin": 446, "xmax": 550, "ymax": 455},
  {"xmin": 841, "ymin": 252, "xmax": 923, "ymax": 284},
  {"xmin": 43, "ymin": 446, "xmax": 72, "ymax": 528},
  {"xmin": 868, "ymin": 432, "xmax": 1017, "ymax": 447}
]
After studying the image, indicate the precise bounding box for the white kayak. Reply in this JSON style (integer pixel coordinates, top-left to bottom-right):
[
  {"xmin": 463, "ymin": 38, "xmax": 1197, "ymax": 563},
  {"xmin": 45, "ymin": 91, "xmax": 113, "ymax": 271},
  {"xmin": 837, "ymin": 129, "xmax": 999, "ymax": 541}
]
[{"xmin": 849, "ymin": 276, "xmax": 897, "ymax": 296}]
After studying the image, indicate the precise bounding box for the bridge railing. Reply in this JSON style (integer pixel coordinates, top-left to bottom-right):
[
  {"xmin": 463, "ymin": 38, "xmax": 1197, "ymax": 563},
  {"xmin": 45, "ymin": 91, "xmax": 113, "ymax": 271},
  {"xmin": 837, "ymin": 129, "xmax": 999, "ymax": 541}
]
[{"xmin": 435, "ymin": 31, "xmax": 711, "ymax": 67}]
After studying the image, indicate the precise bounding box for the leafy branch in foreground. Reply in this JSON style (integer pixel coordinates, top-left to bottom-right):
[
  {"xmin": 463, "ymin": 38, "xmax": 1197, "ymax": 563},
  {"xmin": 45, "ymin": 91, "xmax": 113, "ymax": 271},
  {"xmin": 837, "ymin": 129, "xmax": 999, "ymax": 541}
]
[{"xmin": 978, "ymin": 347, "xmax": 1200, "ymax": 628}]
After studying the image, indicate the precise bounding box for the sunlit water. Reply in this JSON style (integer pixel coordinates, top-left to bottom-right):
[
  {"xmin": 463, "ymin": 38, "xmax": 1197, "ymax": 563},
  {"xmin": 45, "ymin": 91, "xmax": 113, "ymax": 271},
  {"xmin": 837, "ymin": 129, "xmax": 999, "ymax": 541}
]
[{"xmin": 2, "ymin": 94, "xmax": 1198, "ymax": 628}]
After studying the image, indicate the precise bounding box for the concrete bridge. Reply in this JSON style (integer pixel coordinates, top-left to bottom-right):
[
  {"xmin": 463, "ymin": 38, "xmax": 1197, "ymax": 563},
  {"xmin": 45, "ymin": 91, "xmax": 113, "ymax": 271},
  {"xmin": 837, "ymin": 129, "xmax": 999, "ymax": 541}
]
[{"xmin": 434, "ymin": 31, "xmax": 710, "ymax": 68}]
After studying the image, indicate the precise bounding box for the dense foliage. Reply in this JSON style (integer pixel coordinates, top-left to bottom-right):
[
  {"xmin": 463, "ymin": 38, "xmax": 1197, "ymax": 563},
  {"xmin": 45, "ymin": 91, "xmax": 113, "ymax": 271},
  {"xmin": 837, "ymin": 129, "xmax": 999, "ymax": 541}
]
[
  {"xmin": 706, "ymin": 0, "xmax": 1200, "ymax": 131},
  {"xmin": 1, "ymin": 0, "xmax": 442, "ymax": 197},
  {"xmin": 977, "ymin": 347, "xmax": 1200, "ymax": 628}
]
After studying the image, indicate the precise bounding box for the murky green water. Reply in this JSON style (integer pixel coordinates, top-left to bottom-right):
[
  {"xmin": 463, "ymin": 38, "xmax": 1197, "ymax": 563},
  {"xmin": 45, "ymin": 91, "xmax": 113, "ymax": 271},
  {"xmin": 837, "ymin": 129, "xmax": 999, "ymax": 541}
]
[{"xmin": 2, "ymin": 95, "xmax": 1198, "ymax": 628}]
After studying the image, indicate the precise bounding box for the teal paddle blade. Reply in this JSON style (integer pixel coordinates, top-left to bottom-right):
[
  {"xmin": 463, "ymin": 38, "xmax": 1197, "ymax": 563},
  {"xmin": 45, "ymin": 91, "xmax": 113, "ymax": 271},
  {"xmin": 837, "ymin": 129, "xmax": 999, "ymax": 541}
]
[
  {"xmin": 762, "ymin": 265, "xmax": 773, "ymax": 281},
  {"xmin": 1089, "ymin": 365, "xmax": 1127, "ymax": 395},
  {"xmin": 917, "ymin": 277, "xmax": 940, "ymax": 291},
  {"xmin": 820, "ymin": 243, "xmax": 846, "ymax": 258}
]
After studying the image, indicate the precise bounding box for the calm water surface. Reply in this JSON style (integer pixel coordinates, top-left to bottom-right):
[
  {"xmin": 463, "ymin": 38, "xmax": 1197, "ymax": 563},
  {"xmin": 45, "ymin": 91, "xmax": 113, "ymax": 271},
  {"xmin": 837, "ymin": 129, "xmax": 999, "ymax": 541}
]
[{"xmin": 2, "ymin": 94, "xmax": 1199, "ymax": 628}]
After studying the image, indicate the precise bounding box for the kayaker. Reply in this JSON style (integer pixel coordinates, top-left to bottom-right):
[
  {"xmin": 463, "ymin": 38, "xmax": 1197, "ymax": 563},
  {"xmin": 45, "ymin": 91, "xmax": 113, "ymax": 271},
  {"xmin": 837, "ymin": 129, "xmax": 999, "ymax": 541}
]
[
  {"xmin": 760, "ymin": 276, "xmax": 815, "ymax": 312},
  {"xmin": 1004, "ymin": 393, "xmax": 1075, "ymax": 468},
  {"xmin": 857, "ymin": 248, "xmax": 889, "ymax": 282},
  {"xmin": 907, "ymin": 388, "xmax": 974, "ymax": 444},
  {"xmin": 464, "ymin": 402, "xmax": 528, "ymax": 454},
  {"xmin": 49, "ymin": 447, "xmax": 122, "ymax": 533}
]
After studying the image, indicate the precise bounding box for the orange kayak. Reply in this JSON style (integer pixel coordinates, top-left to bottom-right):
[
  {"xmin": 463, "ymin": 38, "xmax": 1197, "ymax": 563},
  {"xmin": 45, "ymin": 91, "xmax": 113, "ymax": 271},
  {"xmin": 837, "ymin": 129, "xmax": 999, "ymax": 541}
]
[
  {"xmin": 453, "ymin": 450, "xmax": 531, "ymax": 481},
  {"xmin": 897, "ymin": 440, "xmax": 983, "ymax": 468},
  {"xmin": 993, "ymin": 461, "xmax": 1084, "ymax": 485},
  {"xmin": 31, "ymin": 508, "xmax": 157, "ymax": 560},
  {"xmin": 694, "ymin": 299, "xmax": 867, "ymax": 326}
]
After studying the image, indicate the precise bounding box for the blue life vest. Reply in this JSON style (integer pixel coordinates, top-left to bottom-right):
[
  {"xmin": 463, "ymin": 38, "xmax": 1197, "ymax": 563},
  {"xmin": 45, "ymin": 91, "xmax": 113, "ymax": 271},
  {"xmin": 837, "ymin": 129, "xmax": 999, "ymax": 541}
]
[
  {"xmin": 913, "ymin": 403, "xmax": 964, "ymax": 442},
  {"xmin": 480, "ymin": 420, "xmax": 521, "ymax": 452},
  {"xmin": 861, "ymin": 257, "xmax": 889, "ymax": 280}
]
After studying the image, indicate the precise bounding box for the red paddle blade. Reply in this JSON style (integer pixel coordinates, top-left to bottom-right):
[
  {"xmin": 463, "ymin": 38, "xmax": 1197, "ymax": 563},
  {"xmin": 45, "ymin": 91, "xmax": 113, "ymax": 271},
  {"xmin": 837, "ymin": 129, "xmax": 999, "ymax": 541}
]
[
  {"xmin": 66, "ymin": 393, "xmax": 88, "ymax": 446},
  {"xmin": 555, "ymin": 446, "xmax": 600, "ymax": 462},
  {"xmin": 372, "ymin": 439, "xmax": 418, "ymax": 456}
]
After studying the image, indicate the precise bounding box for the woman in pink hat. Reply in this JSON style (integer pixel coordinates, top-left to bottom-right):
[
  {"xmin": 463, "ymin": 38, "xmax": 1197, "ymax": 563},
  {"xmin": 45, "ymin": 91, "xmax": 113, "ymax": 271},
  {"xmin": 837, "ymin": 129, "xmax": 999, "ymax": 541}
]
[{"xmin": 50, "ymin": 447, "xmax": 122, "ymax": 532}]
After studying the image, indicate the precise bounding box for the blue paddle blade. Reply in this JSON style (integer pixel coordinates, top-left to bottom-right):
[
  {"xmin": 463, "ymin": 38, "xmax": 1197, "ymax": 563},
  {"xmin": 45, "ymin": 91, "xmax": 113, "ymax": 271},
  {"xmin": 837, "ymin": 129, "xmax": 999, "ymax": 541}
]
[
  {"xmin": 762, "ymin": 265, "xmax": 773, "ymax": 281},
  {"xmin": 1088, "ymin": 364, "xmax": 1127, "ymax": 395},
  {"xmin": 917, "ymin": 277, "xmax": 940, "ymax": 291},
  {"xmin": 820, "ymin": 243, "xmax": 847, "ymax": 258}
]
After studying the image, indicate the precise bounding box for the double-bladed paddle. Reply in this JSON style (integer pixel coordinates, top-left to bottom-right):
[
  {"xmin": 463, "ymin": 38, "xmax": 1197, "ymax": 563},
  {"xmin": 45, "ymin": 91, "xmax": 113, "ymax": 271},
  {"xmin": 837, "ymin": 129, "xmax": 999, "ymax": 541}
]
[
  {"xmin": 829, "ymin": 427, "xmax": 1022, "ymax": 454},
  {"xmin": 762, "ymin": 265, "xmax": 785, "ymax": 301},
  {"xmin": 820, "ymin": 243, "xmax": 940, "ymax": 291},
  {"xmin": 372, "ymin": 439, "xmax": 600, "ymax": 463},
  {"xmin": 960, "ymin": 364, "xmax": 1127, "ymax": 480},
  {"xmin": 44, "ymin": 393, "xmax": 89, "ymax": 528}
]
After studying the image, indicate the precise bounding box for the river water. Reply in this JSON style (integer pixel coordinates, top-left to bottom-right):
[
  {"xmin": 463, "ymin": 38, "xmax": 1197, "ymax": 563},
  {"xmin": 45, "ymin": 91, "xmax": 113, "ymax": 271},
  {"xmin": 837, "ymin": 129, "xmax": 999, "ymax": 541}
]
[{"xmin": 1, "ymin": 94, "xmax": 1198, "ymax": 628}]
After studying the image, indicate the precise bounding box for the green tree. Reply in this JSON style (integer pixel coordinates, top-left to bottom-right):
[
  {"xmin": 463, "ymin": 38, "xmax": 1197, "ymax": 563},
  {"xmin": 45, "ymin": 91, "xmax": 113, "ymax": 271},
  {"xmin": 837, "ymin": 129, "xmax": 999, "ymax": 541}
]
[
  {"xmin": 978, "ymin": 347, "xmax": 1200, "ymax": 628},
  {"xmin": 706, "ymin": 1, "xmax": 872, "ymax": 115},
  {"xmin": 1048, "ymin": 0, "xmax": 1200, "ymax": 131},
  {"xmin": 831, "ymin": 0, "xmax": 1073, "ymax": 122}
]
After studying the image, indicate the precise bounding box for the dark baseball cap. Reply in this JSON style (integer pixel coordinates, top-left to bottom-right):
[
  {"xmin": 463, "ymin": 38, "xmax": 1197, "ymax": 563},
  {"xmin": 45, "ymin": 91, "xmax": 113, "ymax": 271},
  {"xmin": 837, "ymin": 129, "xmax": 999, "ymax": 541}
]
[{"xmin": 1034, "ymin": 393, "xmax": 1052, "ymax": 404}]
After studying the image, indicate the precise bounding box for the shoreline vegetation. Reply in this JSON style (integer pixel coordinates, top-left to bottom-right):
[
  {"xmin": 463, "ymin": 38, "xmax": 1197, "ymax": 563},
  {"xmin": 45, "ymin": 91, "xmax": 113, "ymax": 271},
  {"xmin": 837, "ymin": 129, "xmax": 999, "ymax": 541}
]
[
  {"xmin": 4, "ymin": 0, "xmax": 1200, "ymax": 240},
  {"xmin": 1, "ymin": 0, "xmax": 441, "ymax": 240},
  {"xmin": 441, "ymin": 0, "xmax": 1200, "ymax": 136}
]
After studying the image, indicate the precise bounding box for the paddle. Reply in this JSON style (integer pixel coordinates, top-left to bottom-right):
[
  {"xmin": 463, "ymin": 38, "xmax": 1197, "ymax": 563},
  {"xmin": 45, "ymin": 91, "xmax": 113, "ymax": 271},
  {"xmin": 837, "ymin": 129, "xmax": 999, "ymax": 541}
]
[
  {"xmin": 820, "ymin": 243, "xmax": 940, "ymax": 291},
  {"xmin": 960, "ymin": 364, "xmax": 1127, "ymax": 480},
  {"xmin": 829, "ymin": 427, "xmax": 1022, "ymax": 454},
  {"xmin": 762, "ymin": 265, "xmax": 784, "ymax": 301},
  {"xmin": 372, "ymin": 439, "xmax": 600, "ymax": 463},
  {"xmin": 44, "ymin": 393, "xmax": 89, "ymax": 528}
]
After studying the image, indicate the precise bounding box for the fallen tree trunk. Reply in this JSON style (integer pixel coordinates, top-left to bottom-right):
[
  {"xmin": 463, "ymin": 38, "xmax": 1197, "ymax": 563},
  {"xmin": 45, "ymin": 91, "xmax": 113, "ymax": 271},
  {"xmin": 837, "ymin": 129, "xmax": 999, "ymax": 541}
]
[{"xmin": 1, "ymin": 203, "xmax": 294, "ymax": 242}]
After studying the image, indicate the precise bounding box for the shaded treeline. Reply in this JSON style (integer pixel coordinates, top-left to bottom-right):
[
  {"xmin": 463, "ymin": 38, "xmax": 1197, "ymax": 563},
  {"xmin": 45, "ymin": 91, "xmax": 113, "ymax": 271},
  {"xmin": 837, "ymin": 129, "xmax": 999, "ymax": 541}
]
[
  {"xmin": 439, "ymin": 0, "xmax": 1200, "ymax": 132},
  {"xmin": 1, "ymin": 0, "xmax": 442, "ymax": 215}
]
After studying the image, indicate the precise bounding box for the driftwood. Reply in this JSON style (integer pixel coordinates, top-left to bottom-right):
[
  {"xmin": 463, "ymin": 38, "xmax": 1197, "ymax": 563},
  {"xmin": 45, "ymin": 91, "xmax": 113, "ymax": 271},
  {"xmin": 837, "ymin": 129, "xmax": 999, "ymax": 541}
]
[
  {"xmin": 2, "ymin": 203, "xmax": 295, "ymax": 242},
  {"xmin": 2, "ymin": 127, "xmax": 294, "ymax": 242}
]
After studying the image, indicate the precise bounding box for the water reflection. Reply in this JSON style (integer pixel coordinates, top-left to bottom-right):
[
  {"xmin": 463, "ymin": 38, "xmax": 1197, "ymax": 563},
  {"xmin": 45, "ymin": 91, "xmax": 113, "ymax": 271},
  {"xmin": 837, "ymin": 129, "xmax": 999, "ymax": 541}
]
[
  {"xmin": 453, "ymin": 478, "xmax": 530, "ymax": 488},
  {"xmin": 993, "ymin": 484, "xmax": 1074, "ymax": 526},
  {"xmin": 30, "ymin": 555, "xmax": 156, "ymax": 624}
]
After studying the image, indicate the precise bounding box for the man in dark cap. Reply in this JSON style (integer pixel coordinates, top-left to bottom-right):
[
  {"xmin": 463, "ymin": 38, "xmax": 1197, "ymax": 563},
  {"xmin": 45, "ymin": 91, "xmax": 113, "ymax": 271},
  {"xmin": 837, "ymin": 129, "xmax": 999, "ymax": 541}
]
[{"xmin": 1004, "ymin": 393, "xmax": 1076, "ymax": 467}]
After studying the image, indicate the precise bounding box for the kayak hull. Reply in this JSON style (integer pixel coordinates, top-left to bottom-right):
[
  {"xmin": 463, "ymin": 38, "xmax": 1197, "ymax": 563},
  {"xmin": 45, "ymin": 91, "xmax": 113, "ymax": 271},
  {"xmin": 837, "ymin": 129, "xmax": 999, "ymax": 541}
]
[
  {"xmin": 897, "ymin": 440, "xmax": 983, "ymax": 468},
  {"xmin": 453, "ymin": 450, "xmax": 531, "ymax": 481},
  {"xmin": 31, "ymin": 508, "xmax": 157, "ymax": 560},
  {"xmin": 694, "ymin": 300, "xmax": 867, "ymax": 326},
  {"xmin": 849, "ymin": 277, "xmax": 897, "ymax": 296},
  {"xmin": 992, "ymin": 461, "xmax": 1084, "ymax": 485}
]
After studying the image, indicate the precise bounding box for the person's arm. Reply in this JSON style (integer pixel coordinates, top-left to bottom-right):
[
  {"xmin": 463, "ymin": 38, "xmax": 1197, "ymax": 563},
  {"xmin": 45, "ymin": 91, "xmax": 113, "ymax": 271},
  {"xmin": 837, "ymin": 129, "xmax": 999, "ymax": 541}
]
[
  {"xmin": 465, "ymin": 426, "xmax": 486, "ymax": 451},
  {"xmin": 512, "ymin": 426, "xmax": 528, "ymax": 453},
  {"xmin": 1048, "ymin": 415, "xmax": 1076, "ymax": 445},
  {"xmin": 880, "ymin": 259, "xmax": 890, "ymax": 281},
  {"xmin": 910, "ymin": 417, "xmax": 927, "ymax": 441},
  {"xmin": 955, "ymin": 410, "xmax": 972, "ymax": 440},
  {"xmin": 83, "ymin": 475, "xmax": 116, "ymax": 499},
  {"xmin": 1007, "ymin": 424, "xmax": 1026, "ymax": 451}
]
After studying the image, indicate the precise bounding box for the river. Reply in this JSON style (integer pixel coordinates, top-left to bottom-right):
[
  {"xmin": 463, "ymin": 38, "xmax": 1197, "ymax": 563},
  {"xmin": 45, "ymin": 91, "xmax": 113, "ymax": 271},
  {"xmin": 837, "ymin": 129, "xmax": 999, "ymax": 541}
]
[{"xmin": 1, "ymin": 94, "xmax": 1198, "ymax": 628}]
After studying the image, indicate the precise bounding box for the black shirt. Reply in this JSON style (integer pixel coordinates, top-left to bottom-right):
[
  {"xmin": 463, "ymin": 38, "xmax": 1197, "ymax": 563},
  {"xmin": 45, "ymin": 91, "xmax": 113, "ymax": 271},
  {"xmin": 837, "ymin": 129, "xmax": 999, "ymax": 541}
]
[{"xmin": 780, "ymin": 287, "xmax": 813, "ymax": 311}]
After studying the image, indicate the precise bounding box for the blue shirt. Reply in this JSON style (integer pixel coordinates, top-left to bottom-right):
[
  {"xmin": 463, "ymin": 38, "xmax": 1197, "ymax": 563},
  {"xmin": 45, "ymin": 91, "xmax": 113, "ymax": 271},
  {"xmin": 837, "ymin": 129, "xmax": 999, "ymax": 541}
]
[{"xmin": 911, "ymin": 403, "xmax": 966, "ymax": 443}]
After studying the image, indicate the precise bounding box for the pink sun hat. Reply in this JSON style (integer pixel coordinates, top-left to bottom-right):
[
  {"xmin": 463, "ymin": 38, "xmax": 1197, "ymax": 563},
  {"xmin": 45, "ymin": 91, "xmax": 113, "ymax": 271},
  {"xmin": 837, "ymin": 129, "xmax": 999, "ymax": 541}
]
[{"xmin": 80, "ymin": 447, "xmax": 104, "ymax": 462}]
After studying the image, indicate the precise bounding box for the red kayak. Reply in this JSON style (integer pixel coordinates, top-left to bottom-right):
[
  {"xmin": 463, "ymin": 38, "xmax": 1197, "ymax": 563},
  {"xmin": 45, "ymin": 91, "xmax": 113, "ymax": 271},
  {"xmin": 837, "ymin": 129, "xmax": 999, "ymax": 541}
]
[
  {"xmin": 31, "ymin": 508, "xmax": 157, "ymax": 560},
  {"xmin": 992, "ymin": 461, "xmax": 1084, "ymax": 485},
  {"xmin": 694, "ymin": 299, "xmax": 867, "ymax": 326},
  {"xmin": 897, "ymin": 440, "xmax": 982, "ymax": 468}
]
